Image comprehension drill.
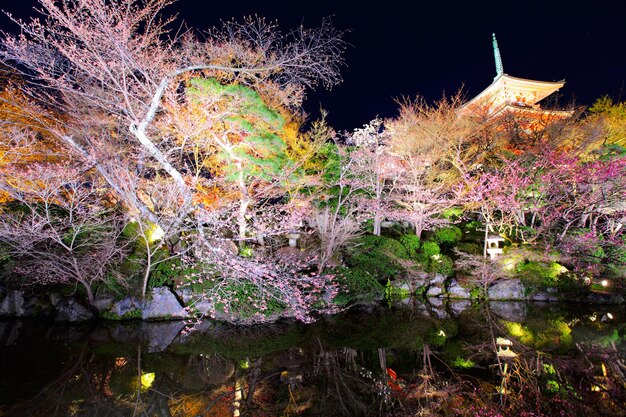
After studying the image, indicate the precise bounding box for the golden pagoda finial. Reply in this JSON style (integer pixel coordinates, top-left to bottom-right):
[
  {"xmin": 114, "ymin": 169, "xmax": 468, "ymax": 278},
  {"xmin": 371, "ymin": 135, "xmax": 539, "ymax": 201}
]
[{"xmin": 492, "ymin": 33, "xmax": 504, "ymax": 79}]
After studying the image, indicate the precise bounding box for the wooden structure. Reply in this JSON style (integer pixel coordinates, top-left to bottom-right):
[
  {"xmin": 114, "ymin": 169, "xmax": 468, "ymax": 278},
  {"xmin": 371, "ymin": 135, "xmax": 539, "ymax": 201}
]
[{"xmin": 458, "ymin": 34, "xmax": 572, "ymax": 123}]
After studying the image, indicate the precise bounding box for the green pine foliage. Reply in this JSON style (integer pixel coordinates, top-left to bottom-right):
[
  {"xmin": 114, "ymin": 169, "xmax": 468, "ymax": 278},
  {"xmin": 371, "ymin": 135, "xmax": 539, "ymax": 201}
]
[
  {"xmin": 187, "ymin": 78, "xmax": 299, "ymax": 184},
  {"xmin": 432, "ymin": 225, "xmax": 462, "ymax": 246},
  {"xmin": 421, "ymin": 241, "xmax": 441, "ymax": 258},
  {"xmin": 399, "ymin": 234, "xmax": 421, "ymax": 258}
]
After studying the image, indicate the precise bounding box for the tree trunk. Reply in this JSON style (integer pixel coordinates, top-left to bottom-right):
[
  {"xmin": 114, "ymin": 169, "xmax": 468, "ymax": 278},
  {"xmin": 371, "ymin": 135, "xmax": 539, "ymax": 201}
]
[
  {"xmin": 78, "ymin": 278, "xmax": 94, "ymax": 304},
  {"xmin": 373, "ymin": 212, "xmax": 381, "ymax": 236},
  {"xmin": 238, "ymin": 198, "xmax": 250, "ymax": 248}
]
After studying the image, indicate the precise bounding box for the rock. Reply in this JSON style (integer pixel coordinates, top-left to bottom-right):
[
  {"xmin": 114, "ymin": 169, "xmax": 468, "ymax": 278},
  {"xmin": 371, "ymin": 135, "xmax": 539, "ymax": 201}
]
[
  {"xmin": 585, "ymin": 293, "xmax": 625, "ymax": 304},
  {"xmin": 488, "ymin": 279, "xmax": 525, "ymax": 300},
  {"xmin": 0, "ymin": 289, "xmax": 25, "ymax": 317},
  {"xmin": 92, "ymin": 297, "xmax": 115, "ymax": 312},
  {"xmin": 448, "ymin": 300, "xmax": 471, "ymax": 316},
  {"xmin": 427, "ymin": 285, "xmax": 443, "ymax": 297},
  {"xmin": 108, "ymin": 324, "xmax": 141, "ymax": 343},
  {"xmin": 109, "ymin": 297, "xmax": 142, "ymax": 318},
  {"xmin": 187, "ymin": 297, "xmax": 213, "ymax": 315},
  {"xmin": 141, "ymin": 321, "xmax": 185, "ymax": 352},
  {"xmin": 429, "ymin": 273, "xmax": 446, "ymax": 286},
  {"xmin": 396, "ymin": 274, "xmax": 429, "ymax": 294},
  {"xmin": 142, "ymin": 287, "xmax": 189, "ymax": 320},
  {"xmin": 49, "ymin": 293, "xmax": 62, "ymax": 307},
  {"xmin": 428, "ymin": 298, "xmax": 449, "ymax": 318},
  {"xmin": 529, "ymin": 292, "xmax": 558, "ymax": 302},
  {"xmin": 55, "ymin": 298, "xmax": 94, "ymax": 322},
  {"xmin": 447, "ymin": 279, "xmax": 471, "ymax": 299},
  {"xmin": 177, "ymin": 287, "xmax": 194, "ymax": 304},
  {"xmin": 19, "ymin": 294, "xmax": 44, "ymax": 317},
  {"xmin": 489, "ymin": 301, "xmax": 527, "ymax": 322}
]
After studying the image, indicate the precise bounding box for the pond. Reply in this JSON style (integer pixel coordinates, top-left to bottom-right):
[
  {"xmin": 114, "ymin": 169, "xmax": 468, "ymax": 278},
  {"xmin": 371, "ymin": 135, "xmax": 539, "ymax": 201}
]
[{"xmin": 1, "ymin": 300, "xmax": 625, "ymax": 417}]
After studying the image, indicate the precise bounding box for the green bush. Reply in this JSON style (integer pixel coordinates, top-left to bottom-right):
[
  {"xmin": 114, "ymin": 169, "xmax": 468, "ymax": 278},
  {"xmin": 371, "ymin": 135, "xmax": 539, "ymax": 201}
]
[
  {"xmin": 433, "ymin": 225, "xmax": 462, "ymax": 246},
  {"xmin": 421, "ymin": 241, "xmax": 441, "ymax": 258},
  {"xmin": 428, "ymin": 254, "xmax": 454, "ymax": 277},
  {"xmin": 456, "ymin": 242, "xmax": 481, "ymax": 255},
  {"xmin": 215, "ymin": 281, "xmax": 285, "ymax": 318},
  {"xmin": 346, "ymin": 235, "xmax": 407, "ymax": 280},
  {"xmin": 352, "ymin": 235, "xmax": 409, "ymax": 259},
  {"xmin": 377, "ymin": 237, "xmax": 410, "ymax": 259},
  {"xmin": 332, "ymin": 266, "xmax": 384, "ymax": 300},
  {"xmin": 149, "ymin": 258, "xmax": 180, "ymax": 290},
  {"xmin": 384, "ymin": 279, "xmax": 409, "ymax": 302},
  {"xmin": 347, "ymin": 250, "xmax": 402, "ymax": 281},
  {"xmin": 604, "ymin": 237, "xmax": 626, "ymax": 276},
  {"xmin": 399, "ymin": 234, "xmax": 420, "ymax": 258},
  {"xmin": 517, "ymin": 261, "xmax": 568, "ymax": 291}
]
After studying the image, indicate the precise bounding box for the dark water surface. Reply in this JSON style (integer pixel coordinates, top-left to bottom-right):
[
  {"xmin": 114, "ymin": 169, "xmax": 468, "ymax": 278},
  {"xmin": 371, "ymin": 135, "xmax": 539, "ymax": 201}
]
[{"xmin": 1, "ymin": 300, "xmax": 625, "ymax": 416}]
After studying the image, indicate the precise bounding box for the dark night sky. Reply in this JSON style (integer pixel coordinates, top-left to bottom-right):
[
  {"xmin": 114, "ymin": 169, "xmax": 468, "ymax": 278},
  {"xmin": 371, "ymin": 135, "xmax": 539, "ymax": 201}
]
[{"xmin": 1, "ymin": 1, "xmax": 625, "ymax": 131}]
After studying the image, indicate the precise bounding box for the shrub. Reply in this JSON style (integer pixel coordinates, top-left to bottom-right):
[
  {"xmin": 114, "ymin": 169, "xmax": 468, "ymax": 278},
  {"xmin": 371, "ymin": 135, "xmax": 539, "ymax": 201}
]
[
  {"xmin": 384, "ymin": 279, "xmax": 409, "ymax": 302},
  {"xmin": 517, "ymin": 261, "xmax": 568, "ymax": 291},
  {"xmin": 346, "ymin": 235, "xmax": 407, "ymax": 280},
  {"xmin": 421, "ymin": 241, "xmax": 441, "ymax": 258},
  {"xmin": 433, "ymin": 225, "xmax": 462, "ymax": 246},
  {"xmin": 456, "ymin": 242, "xmax": 481, "ymax": 255},
  {"xmin": 100, "ymin": 308, "xmax": 142, "ymax": 321},
  {"xmin": 377, "ymin": 237, "xmax": 410, "ymax": 259},
  {"xmin": 428, "ymin": 254, "xmax": 454, "ymax": 277},
  {"xmin": 347, "ymin": 249, "xmax": 402, "ymax": 280},
  {"xmin": 214, "ymin": 281, "xmax": 286, "ymax": 319},
  {"xmin": 149, "ymin": 258, "xmax": 179, "ymax": 290},
  {"xmin": 399, "ymin": 234, "xmax": 420, "ymax": 258},
  {"xmin": 332, "ymin": 266, "xmax": 384, "ymax": 301}
]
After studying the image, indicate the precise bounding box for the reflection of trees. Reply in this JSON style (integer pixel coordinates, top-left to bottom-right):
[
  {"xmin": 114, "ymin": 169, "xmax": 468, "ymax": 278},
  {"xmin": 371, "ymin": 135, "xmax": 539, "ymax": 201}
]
[
  {"xmin": 4, "ymin": 340, "xmax": 180, "ymax": 417},
  {"xmin": 312, "ymin": 341, "xmax": 372, "ymax": 416},
  {"xmin": 448, "ymin": 304, "xmax": 626, "ymax": 417},
  {"xmin": 2, "ymin": 305, "xmax": 625, "ymax": 416}
]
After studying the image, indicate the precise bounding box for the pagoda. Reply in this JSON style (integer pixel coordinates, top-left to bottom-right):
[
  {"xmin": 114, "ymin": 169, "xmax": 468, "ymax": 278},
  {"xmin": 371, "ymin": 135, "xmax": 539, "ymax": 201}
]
[{"xmin": 457, "ymin": 34, "xmax": 572, "ymax": 121}]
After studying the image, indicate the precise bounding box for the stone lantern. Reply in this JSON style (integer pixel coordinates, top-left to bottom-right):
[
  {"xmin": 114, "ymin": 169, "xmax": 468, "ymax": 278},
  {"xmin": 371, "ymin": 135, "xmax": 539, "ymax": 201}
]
[
  {"xmin": 286, "ymin": 232, "xmax": 301, "ymax": 248},
  {"xmin": 485, "ymin": 235, "xmax": 505, "ymax": 259}
]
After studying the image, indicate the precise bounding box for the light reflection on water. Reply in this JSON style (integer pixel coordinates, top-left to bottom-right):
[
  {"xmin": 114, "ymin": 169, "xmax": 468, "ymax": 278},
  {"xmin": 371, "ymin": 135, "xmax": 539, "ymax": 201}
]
[{"xmin": 0, "ymin": 301, "xmax": 624, "ymax": 416}]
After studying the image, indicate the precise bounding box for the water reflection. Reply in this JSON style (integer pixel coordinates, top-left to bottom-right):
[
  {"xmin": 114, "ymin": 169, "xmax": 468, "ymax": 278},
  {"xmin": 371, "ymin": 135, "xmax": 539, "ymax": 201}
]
[{"xmin": 0, "ymin": 301, "xmax": 624, "ymax": 416}]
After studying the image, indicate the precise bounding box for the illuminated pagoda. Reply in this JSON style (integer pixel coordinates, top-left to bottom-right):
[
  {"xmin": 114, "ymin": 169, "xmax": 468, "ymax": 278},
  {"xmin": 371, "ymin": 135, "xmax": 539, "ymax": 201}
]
[{"xmin": 458, "ymin": 34, "xmax": 572, "ymax": 121}]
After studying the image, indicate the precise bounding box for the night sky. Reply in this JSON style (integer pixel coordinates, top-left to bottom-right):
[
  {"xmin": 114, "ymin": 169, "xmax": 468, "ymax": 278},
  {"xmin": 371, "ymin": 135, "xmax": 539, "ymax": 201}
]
[{"xmin": 1, "ymin": 1, "xmax": 625, "ymax": 131}]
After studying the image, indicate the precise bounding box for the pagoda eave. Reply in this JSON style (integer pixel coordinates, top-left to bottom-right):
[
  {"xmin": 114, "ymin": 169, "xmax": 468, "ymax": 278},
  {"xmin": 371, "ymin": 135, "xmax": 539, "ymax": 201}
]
[
  {"xmin": 489, "ymin": 103, "xmax": 573, "ymax": 119},
  {"xmin": 458, "ymin": 74, "xmax": 566, "ymax": 116}
]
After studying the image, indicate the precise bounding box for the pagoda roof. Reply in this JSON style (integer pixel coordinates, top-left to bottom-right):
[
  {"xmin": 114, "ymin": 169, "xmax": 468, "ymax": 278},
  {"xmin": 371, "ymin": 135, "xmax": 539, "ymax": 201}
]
[{"xmin": 458, "ymin": 74, "xmax": 565, "ymax": 116}]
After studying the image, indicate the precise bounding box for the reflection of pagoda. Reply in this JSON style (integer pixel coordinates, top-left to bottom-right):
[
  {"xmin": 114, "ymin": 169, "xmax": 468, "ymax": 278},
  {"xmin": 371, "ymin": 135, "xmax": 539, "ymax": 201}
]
[{"xmin": 458, "ymin": 34, "xmax": 572, "ymax": 120}]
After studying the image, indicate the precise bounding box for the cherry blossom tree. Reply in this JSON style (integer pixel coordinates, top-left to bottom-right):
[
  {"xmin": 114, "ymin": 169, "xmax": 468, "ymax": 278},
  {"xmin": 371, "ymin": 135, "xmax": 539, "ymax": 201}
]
[
  {"xmin": 385, "ymin": 94, "xmax": 473, "ymax": 237},
  {"xmin": 348, "ymin": 118, "xmax": 402, "ymax": 236},
  {"xmin": 0, "ymin": 162, "xmax": 129, "ymax": 303},
  {"xmin": 1, "ymin": 0, "xmax": 346, "ymax": 234},
  {"xmin": 314, "ymin": 143, "xmax": 370, "ymax": 274}
]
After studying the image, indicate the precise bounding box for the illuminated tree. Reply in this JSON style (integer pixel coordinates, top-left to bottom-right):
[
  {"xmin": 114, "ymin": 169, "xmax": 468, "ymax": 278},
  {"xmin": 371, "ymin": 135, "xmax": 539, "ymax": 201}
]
[
  {"xmin": 0, "ymin": 0, "xmax": 346, "ymax": 234},
  {"xmin": 588, "ymin": 96, "xmax": 626, "ymax": 149},
  {"xmin": 163, "ymin": 78, "xmax": 307, "ymax": 246},
  {"xmin": 348, "ymin": 118, "xmax": 402, "ymax": 236},
  {"xmin": 385, "ymin": 95, "xmax": 471, "ymax": 237},
  {"xmin": 0, "ymin": 162, "xmax": 128, "ymax": 302}
]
